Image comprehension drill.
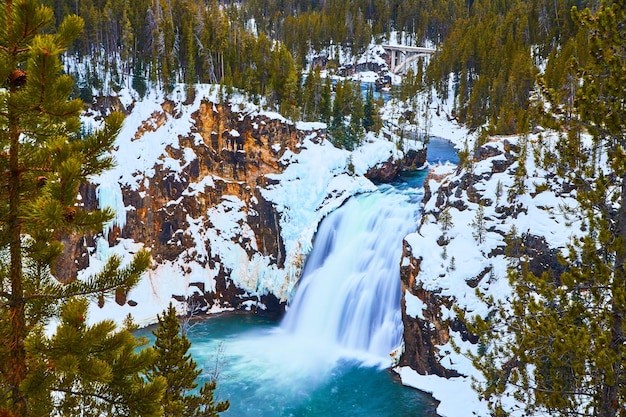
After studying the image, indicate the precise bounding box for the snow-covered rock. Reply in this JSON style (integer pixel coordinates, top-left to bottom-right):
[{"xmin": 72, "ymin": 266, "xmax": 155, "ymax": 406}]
[
  {"xmin": 397, "ymin": 132, "xmax": 584, "ymax": 417},
  {"xmin": 66, "ymin": 84, "xmax": 416, "ymax": 327}
]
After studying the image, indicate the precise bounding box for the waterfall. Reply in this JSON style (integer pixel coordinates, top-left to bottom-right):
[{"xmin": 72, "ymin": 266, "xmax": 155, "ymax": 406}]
[
  {"xmin": 185, "ymin": 174, "xmax": 431, "ymax": 416},
  {"xmin": 281, "ymin": 184, "xmax": 421, "ymax": 362},
  {"xmin": 176, "ymin": 144, "xmax": 453, "ymax": 416}
]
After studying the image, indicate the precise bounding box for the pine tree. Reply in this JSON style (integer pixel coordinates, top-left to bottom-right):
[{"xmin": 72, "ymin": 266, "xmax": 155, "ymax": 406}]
[
  {"xmin": 302, "ymin": 67, "xmax": 322, "ymax": 121},
  {"xmin": 272, "ymin": 43, "xmax": 299, "ymax": 119},
  {"xmin": 362, "ymin": 84, "xmax": 379, "ymax": 133},
  {"xmin": 184, "ymin": 18, "xmax": 198, "ymax": 86},
  {"xmin": 438, "ymin": 208, "xmax": 453, "ymax": 233},
  {"xmin": 347, "ymin": 87, "xmax": 364, "ymax": 149},
  {"xmin": 466, "ymin": 2, "xmax": 626, "ymax": 416},
  {"xmin": 319, "ymin": 76, "xmax": 332, "ymax": 125},
  {"xmin": 0, "ymin": 2, "xmax": 161, "ymax": 415},
  {"xmin": 149, "ymin": 303, "xmax": 230, "ymax": 417},
  {"xmin": 470, "ymin": 203, "xmax": 486, "ymax": 244},
  {"xmin": 132, "ymin": 62, "xmax": 148, "ymax": 98},
  {"xmin": 495, "ymin": 179, "xmax": 504, "ymax": 206},
  {"xmin": 329, "ymin": 80, "xmax": 347, "ymax": 148},
  {"xmin": 24, "ymin": 299, "xmax": 165, "ymax": 417}
]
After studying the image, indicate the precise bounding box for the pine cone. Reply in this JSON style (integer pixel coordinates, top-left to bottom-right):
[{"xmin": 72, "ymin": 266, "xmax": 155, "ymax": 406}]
[
  {"xmin": 9, "ymin": 69, "xmax": 26, "ymax": 87},
  {"xmin": 63, "ymin": 206, "xmax": 76, "ymax": 222}
]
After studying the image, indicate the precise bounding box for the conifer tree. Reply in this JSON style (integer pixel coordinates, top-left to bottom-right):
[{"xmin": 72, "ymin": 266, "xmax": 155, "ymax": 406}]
[
  {"xmin": 438, "ymin": 208, "xmax": 453, "ymax": 234},
  {"xmin": 149, "ymin": 303, "xmax": 229, "ymax": 417},
  {"xmin": 302, "ymin": 68, "xmax": 322, "ymax": 121},
  {"xmin": 363, "ymin": 84, "xmax": 379, "ymax": 133},
  {"xmin": 470, "ymin": 203, "xmax": 486, "ymax": 244},
  {"xmin": 329, "ymin": 79, "xmax": 365, "ymax": 150},
  {"xmin": 271, "ymin": 43, "xmax": 299, "ymax": 119},
  {"xmin": 0, "ymin": 1, "xmax": 162, "ymax": 415},
  {"xmin": 466, "ymin": 2, "xmax": 626, "ymax": 416},
  {"xmin": 329, "ymin": 80, "xmax": 348, "ymax": 148},
  {"xmin": 319, "ymin": 76, "xmax": 332, "ymax": 125},
  {"xmin": 347, "ymin": 88, "xmax": 364, "ymax": 148},
  {"xmin": 24, "ymin": 299, "xmax": 164, "ymax": 417}
]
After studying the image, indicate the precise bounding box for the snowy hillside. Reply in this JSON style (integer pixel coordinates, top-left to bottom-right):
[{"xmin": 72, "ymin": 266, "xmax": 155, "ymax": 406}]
[{"xmin": 397, "ymin": 131, "xmax": 586, "ymax": 416}]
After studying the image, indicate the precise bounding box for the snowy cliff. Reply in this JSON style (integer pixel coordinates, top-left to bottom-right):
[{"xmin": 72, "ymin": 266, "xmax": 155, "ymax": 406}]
[
  {"xmin": 396, "ymin": 131, "xmax": 584, "ymax": 417},
  {"xmin": 65, "ymin": 84, "xmax": 421, "ymax": 326}
]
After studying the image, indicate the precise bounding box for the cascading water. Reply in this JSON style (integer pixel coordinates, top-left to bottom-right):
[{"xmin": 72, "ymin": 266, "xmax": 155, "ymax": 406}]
[
  {"xmin": 281, "ymin": 185, "xmax": 420, "ymax": 362},
  {"xmin": 141, "ymin": 138, "xmax": 457, "ymax": 416},
  {"xmin": 169, "ymin": 177, "xmax": 432, "ymax": 416}
]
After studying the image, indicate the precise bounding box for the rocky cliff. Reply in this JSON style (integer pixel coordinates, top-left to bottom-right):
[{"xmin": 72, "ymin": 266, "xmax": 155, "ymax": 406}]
[
  {"xmin": 60, "ymin": 85, "xmax": 416, "ymax": 324},
  {"xmin": 58, "ymin": 95, "xmax": 303, "ymax": 311},
  {"xmin": 396, "ymin": 132, "xmax": 583, "ymax": 415}
]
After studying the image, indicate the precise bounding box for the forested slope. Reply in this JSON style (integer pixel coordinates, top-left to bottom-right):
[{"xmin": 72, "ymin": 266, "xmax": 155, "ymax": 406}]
[{"xmin": 46, "ymin": 0, "xmax": 598, "ymax": 140}]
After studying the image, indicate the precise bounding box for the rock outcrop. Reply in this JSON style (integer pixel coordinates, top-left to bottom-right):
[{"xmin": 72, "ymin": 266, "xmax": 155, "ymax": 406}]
[
  {"xmin": 365, "ymin": 148, "xmax": 427, "ymax": 182},
  {"xmin": 399, "ymin": 239, "xmax": 462, "ymax": 378},
  {"xmin": 398, "ymin": 133, "xmax": 581, "ymax": 381},
  {"xmin": 59, "ymin": 91, "xmax": 327, "ymax": 315}
]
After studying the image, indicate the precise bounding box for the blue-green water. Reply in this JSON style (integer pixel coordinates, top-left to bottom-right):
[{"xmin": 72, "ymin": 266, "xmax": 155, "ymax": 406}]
[
  {"xmin": 138, "ymin": 138, "xmax": 457, "ymax": 416},
  {"xmin": 138, "ymin": 313, "xmax": 438, "ymax": 417}
]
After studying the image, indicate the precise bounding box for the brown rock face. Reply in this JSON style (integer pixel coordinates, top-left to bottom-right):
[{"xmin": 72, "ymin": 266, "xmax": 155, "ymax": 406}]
[
  {"xmin": 366, "ymin": 156, "xmax": 400, "ymax": 181},
  {"xmin": 365, "ymin": 148, "xmax": 427, "ymax": 182},
  {"xmin": 247, "ymin": 183, "xmax": 285, "ymax": 268},
  {"xmin": 399, "ymin": 241, "xmax": 461, "ymax": 378},
  {"xmin": 402, "ymin": 148, "xmax": 427, "ymax": 171},
  {"xmin": 60, "ymin": 97, "xmax": 325, "ymax": 313}
]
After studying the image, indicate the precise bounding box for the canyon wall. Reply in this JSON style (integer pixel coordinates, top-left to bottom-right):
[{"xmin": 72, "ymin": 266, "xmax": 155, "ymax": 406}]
[
  {"xmin": 397, "ymin": 133, "xmax": 580, "ymax": 386},
  {"xmin": 59, "ymin": 86, "xmax": 422, "ymax": 323}
]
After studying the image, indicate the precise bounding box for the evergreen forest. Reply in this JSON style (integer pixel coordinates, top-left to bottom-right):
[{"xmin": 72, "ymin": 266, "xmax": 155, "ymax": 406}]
[
  {"xmin": 1, "ymin": 0, "xmax": 625, "ymax": 416},
  {"xmin": 43, "ymin": 0, "xmax": 605, "ymax": 136}
]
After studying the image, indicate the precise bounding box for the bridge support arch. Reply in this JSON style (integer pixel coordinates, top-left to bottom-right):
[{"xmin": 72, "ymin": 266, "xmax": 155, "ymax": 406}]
[{"xmin": 383, "ymin": 45, "xmax": 435, "ymax": 75}]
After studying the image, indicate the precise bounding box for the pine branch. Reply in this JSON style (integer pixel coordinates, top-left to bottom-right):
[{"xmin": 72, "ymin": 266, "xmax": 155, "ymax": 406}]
[
  {"xmin": 508, "ymin": 380, "xmax": 595, "ymax": 398},
  {"xmin": 50, "ymin": 386, "xmax": 117, "ymax": 405},
  {"xmin": 23, "ymin": 251, "xmax": 149, "ymax": 303},
  {"xmin": 0, "ymin": 46, "xmax": 29, "ymax": 54}
]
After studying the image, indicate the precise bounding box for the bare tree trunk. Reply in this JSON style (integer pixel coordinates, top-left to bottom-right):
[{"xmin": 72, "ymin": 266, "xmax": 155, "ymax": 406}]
[
  {"xmin": 8, "ymin": 64, "xmax": 27, "ymax": 417},
  {"xmin": 5, "ymin": 3, "xmax": 27, "ymax": 414},
  {"xmin": 599, "ymin": 175, "xmax": 626, "ymax": 417}
]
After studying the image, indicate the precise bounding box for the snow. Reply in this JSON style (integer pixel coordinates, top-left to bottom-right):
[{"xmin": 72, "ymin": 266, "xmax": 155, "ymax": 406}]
[
  {"xmin": 91, "ymin": 86, "xmax": 211, "ymax": 190},
  {"xmin": 350, "ymin": 70, "xmax": 379, "ymax": 83},
  {"xmin": 351, "ymin": 135, "xmax": 405, "ymax": 174},
  {"xmin": 404, "ymin": 290, "xmax": 426, "ymax": 320},
  {"xmin": 88, "ymin": 253, "xmax": 229, "ymax": 327},
  {"xmin": 397, "ymin": 130, "xmax": 586, "ymax": 417},
  {"xmin": 295, "ymin": 121, "xmax": 325, "ymax": 131},
  {"xmin": 182, "ymin": 175, "xmax": 215, "ymax": 196},
  {"xmin": 397, "ymin": 367, "xmax": 487, "ymax": 417}
]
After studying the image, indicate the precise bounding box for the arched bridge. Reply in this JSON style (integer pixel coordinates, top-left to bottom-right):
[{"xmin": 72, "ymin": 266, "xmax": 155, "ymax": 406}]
[{"xmin": 382, "ymin": 45, "xmax": 436, "ymax": 75}]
